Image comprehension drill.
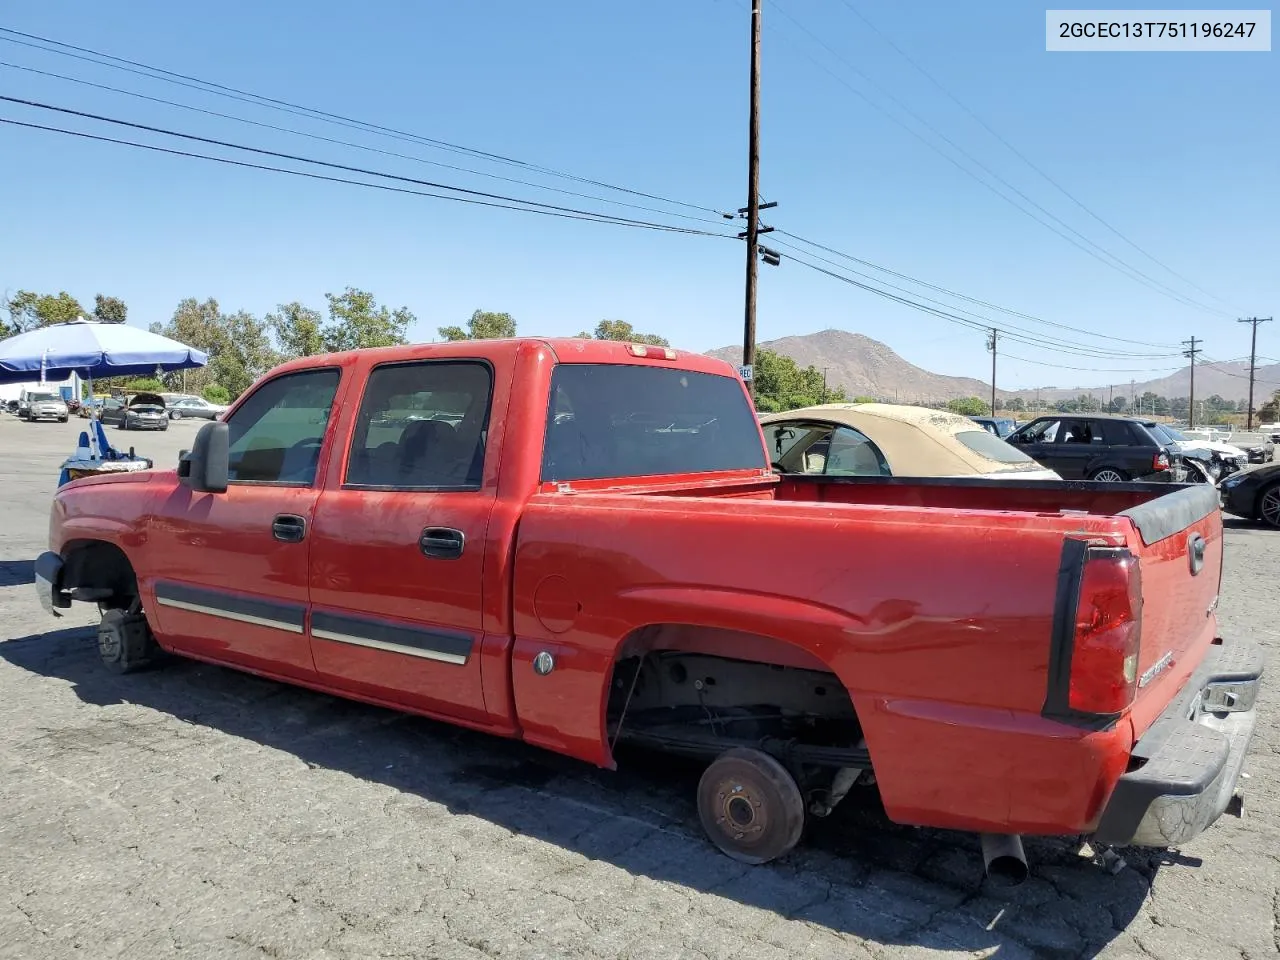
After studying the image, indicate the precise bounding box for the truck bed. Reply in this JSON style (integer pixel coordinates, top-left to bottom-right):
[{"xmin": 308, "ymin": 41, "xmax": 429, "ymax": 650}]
[{"xmin": 513, "ymin": 476, "xmax": 1222, "ymax": 834}]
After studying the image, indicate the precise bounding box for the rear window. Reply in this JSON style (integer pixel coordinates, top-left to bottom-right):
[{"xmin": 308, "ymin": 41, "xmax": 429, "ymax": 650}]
[
  {"xmin": 954, "ymin": 429, "xmax": 1036, "ymax": 464},
  {"xmin": 542, "ymin": 364, "xmax": 767, "ymax": 482}
]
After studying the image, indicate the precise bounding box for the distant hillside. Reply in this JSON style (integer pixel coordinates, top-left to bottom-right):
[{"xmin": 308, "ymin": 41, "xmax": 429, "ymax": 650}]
[
  {"xmin": 706, "ymin": 329, "xmax": 995, "ymax": 404},
  {"xmin": 706, "ymin": 329, "xmax": 1271, "ymax": 405},
  {"xmin": 1027, "ymin": 360, "xmax": 1276, "ymax": 406}
]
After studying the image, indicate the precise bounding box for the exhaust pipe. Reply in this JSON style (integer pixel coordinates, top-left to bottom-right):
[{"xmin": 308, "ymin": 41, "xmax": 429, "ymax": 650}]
[{"xmin": 981, "ymin": 833, "xmax": 1028, "ymax": 887}]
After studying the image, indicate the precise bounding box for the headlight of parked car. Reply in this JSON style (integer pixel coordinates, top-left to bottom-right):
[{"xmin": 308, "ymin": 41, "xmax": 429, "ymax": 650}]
[{"xmin": 1220, "ymin": 471, "xmax": 1249, "ymax": 489}]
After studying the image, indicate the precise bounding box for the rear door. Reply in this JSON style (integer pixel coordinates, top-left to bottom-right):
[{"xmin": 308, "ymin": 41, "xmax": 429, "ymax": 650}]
[
  {"xmin": 1049, "ymin": 418, "xmax": 1105, "ymax": 479},
  {"xmin": 306, "ymin": 357, "xmax": 496, "ymax": 725}
]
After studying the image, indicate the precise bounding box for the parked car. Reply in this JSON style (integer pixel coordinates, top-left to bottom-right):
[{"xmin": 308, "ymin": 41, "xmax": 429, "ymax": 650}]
[
  {"xmin": 1219, "ymin": 462, "xmax": 1280, "ymax": 528},
  {"xmin": 761, "ymin": 404, "xmax": 1059, "ymax": 480},
  {"xmin": 1147, "ymin": 423, "xmax": 1247, "ymax": 481},
  {"xmin": 78, "ymin": 397, "xmax": 107, "ymax": 419},
  {"xmin": 34, "ymin": 338, "xmax": 1257, "ymax": 879},
  {"xmin": 100, "ymin": 392, "xmax": 169, "ymax": 431},
  {"xmin": 1007, "ymin": 414, "xmax": 1182, "ymax": 482},
  {"xmin": 168, "ymin": 396, "xmax": 228, "ymax": 420},
  {"xmin": 22, "ymin": 391, "xmax": 69, "ymax": 422},
  {"xmin": 969, "ymin": 416, "xmax": 1017, "ymax": 439}
]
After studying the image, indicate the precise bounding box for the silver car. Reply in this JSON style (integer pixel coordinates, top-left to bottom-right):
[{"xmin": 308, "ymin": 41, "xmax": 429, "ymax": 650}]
[{"xmin": 24, "ymin": 393, "xmax": 69, "ymax": 422}]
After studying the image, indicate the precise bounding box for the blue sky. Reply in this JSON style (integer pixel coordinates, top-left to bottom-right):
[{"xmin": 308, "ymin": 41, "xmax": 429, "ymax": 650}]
[{"xmin": 0, "ymin": 0, "xmax": 1275, "ymax": 390}]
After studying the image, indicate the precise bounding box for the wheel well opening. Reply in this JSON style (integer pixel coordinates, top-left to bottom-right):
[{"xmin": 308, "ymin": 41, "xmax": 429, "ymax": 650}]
[
  {"xmin": 61, "ymin": 540, "xmax": 138, "ymax": 608},
  {"xmin": 605, "ymin": 625, "xmax": 875, "ymax": 817}
]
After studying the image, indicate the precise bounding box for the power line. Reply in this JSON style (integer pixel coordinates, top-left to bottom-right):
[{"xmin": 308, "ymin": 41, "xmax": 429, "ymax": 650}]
[
  {"xmin": 0, "ymin": 59, "xmax": 730, "ymax": 228},
  {"xmin": 999, "ymin": 351, "xmax": 1183, "ymax": 374},
  {"xmin": 0, "ymin": 26, "xmax": 724, "ymax": 216},
  {"xmin": 776, "ymin": 230, "xmax": 1180, "ymax": 349},
  {"xmin": 0, "ymin": 94, "xmax": 739, "ymax": 235},
  {"xmin": 834, "ymin": 0, "xmax": 1240, "ymax": 314},
  {"xmin": 765, "ymin": 2, "xmax": 1232, "ymax": 318},
  {"xmin": 0, "ymin": 117, "xmax": 734, "ymax": 237},
  {"xmin": 780, "ymin": 246, "xmax": 1185, "ymax": 375},
  {"xmin": 769, "ymin": 237, "xmax": 1182, "ymax": 360}
]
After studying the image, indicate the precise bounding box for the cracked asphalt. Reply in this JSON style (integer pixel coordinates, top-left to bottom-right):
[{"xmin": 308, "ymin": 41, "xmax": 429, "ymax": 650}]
[{"xmin": 1, "ymin": 413, "xmax": 1277, "ymax": 959}]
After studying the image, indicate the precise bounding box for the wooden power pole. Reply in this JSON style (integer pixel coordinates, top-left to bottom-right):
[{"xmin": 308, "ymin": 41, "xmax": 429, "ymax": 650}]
[
  {"xmin": 740, "ymin": 0, "xmax": 762, "ymax": 397},
  {"xmin": 1183, "ymin": 337, "xmax": 1201, "ymax": 427},
  {"xmin": 986, "ymin": 328, "xmax": 998, "ymax": 416},
  {"xmin": 1239, "ymin": 316, "xmax": 1273, "ymax": 430}
]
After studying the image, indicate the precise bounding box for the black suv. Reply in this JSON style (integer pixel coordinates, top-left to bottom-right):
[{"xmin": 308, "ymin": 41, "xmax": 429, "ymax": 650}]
[{"xmin": 1007, "ymin": 414, "xmax": 1181, "ymax": 482}]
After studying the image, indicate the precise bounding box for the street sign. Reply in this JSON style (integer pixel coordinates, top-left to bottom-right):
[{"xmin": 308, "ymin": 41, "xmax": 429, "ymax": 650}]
[{"xmin": 739, "ymin": 364, "xmax": 754, "ymax": 382}]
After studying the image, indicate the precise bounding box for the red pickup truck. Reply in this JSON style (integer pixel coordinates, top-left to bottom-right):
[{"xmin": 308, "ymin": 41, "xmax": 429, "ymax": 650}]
[{"xmin": 35, "ymin": 338, "xmax": 1261, "ymax": 881}]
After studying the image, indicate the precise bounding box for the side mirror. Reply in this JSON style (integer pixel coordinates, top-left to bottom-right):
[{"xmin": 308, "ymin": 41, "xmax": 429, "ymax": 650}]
[{"xmin": 178, "ymin": 421, "xmax": 229, "ymax": 493}]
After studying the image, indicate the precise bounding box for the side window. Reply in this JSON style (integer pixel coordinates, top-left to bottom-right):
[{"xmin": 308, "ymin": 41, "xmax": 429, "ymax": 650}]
[
  {"xmin": 1101, "ymin": 420, "xmax": 1136, "ymax": 445},
  {"xmin": 823, "ymin": 426, "xmax": 891, "ymax": 476},
  {"xmin": 225, "ymin": 369, "xmax": 341, "ymax": 485},
  {"xmin": 345, "ymin": 360, "xmax": 492, "ymax": 490},
  {"xmin": 1018, "ymin": 419, "xmax": 1059, "ymax": 443},
  {"xmin": 1059, "ymin": 420, "xmax": 1102, "ymax": 444}
]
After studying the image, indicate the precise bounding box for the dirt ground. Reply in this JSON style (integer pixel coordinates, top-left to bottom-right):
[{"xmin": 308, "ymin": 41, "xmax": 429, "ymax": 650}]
[{"xmin": 1, "ymin": 412, "xmax": 1276, "ymax": 959}]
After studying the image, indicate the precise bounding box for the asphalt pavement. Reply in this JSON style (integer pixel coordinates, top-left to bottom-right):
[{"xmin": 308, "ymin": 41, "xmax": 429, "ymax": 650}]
[{"xmin": 1, "ymin": 413, "xmax": 1277, "ymax": 960}]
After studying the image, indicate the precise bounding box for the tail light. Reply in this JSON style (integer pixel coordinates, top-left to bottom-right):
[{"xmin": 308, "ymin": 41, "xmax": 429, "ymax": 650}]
[
  {"xmin": 1152, "ymin": 452, "xmax": 1169, "ymax": 471},
  {"xmin": 1068, "ymin": 548, "xmax": 1143, "ymax": 715}
]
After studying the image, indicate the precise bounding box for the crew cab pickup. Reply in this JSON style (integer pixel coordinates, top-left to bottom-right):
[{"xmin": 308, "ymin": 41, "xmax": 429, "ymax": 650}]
[{"xmin": 35, "ymin": 339, "xmax": 1261, "ymax": 876}]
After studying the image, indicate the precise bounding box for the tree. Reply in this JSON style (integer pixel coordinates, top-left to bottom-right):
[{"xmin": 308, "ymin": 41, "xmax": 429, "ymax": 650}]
[
  {"xmin": 850, "ymin": 395, "xmax": 877, "ymax": 404},
  {"xmin": 123, "ymin": 377, "xmax": 165, "ymax": 393},
  {"xmin": 1107, "ymin": 395, "xmax": 1128, "ymax": 413},
  {"xmin": 212, "ymin": 310, "xmax": 278, "ymax": 397},
  {"xmin": 751, "ymin": 349, "xmax": 847, "ymax": 412},
  {"xmin": 576, "ymin": 319, "xmax": 668, "ymax": 346},
  {"xmin": 93, "ymin": 294, "xmax": 128, "ymax": 324},
  {"xmin": 3, "ymin": 289, "xmax": 87, "ymax": 331},
  {"xmin": 439, "ymin": 309, "xmax": 516, "ymax": 342},
  {"xmin": 203, "ymin": 384, "xmax": 231, "ymax": 405},
  {"xmin": 1258, "ymin": 390, "xmax": 1280, "ymax": 423},
  {"xmin": 1005, "ymin": 397, "xmax": 1026, "ymax": 412},
  {"xmin": 317, "ymin": 288, "xmax": 412, "ymax": 352},
  {"xmin": 946, "ymin": 396, "xmax": 988, "ymax": 417},
  {"xmin": 268, "ymin": 302, "xmax": 326, "ymax": 360}
]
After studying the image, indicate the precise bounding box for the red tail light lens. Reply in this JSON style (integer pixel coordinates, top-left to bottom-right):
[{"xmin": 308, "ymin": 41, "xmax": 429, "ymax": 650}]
[
  {"xmin": 1153, "ymin": 452, "xmax": 1169, "ymax": 471},
  {"xmin": 1069, "ymin": 550, "xmax": 1143, "ymax": 715}
]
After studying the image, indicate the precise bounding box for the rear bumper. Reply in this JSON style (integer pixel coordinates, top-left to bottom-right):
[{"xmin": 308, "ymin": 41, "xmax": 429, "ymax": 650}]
[
  {"xmin": 1093, "ymin": 635, "xmax": 1263, "ymax": 847},
  {"xmin": 34, "ymin": 551, "xmax": 69, "ymax": 617}
]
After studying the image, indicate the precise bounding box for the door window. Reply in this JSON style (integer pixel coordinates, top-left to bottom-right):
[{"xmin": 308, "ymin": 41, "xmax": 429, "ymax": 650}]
[
  {"xmin": 1015, "ymin": 419, "xmax": 1059, "ymax": 443},
  {"xmin": 225, "ymin": 369, "xmax": 341, "ymax": 485},
  {"xmin": 345, "ymin": 360, "xmax": 493, "ymax": 490},
  {"xmin": 1058, "ymin": 420, "xmax": 1104, "ymax": 445},
  {"xmin": 765, "ymin": 421, "xmax": 890, "ymax": 476}
]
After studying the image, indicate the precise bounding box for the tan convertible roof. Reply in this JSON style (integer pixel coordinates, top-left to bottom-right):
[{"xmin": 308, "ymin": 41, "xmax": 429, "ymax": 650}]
[{"xmin": 759, "ymin": 402, "xmax": 1030, "ymax": 475}]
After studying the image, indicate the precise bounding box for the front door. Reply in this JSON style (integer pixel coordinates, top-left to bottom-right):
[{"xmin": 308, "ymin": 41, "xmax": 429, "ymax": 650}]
[
  {"xmin": 1010, "ymin": 418, "xmax": 1066, "ymax": 474},
  {"xmin": 307, "ymin": 358, "xmax": 495, "ymax": 725},
  {"xmin": 146, "ymin": 367, "xmax": 343, "ymax": 680}
]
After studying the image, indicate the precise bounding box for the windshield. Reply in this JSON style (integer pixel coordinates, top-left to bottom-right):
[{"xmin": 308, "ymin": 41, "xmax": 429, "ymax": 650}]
[
  {"xmin": 29, "ymin": 393, "xmax": 60, "ymax": 402},
  {"xmin": 542, "ymin": 364, "xmax": 767, "ymax": 482}
]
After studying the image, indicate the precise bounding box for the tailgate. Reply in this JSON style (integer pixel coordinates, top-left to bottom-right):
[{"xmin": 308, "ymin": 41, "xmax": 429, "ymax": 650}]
[{"xmin": 1118, "ymin": 484, "xmax": 1223, "ymax": 735}]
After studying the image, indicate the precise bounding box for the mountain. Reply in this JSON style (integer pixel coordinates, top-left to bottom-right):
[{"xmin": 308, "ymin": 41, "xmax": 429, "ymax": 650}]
[
  {"xmin": 1027, "ymin": 360, "xmax": 1279, "ymax": 406},
  {"xmin": 706, "ymin": 329, "xmax": 1276, "ymax": 405},
  {"xmin": 706, "ymin": 329, "xmax": 995, "ymax": 404}
]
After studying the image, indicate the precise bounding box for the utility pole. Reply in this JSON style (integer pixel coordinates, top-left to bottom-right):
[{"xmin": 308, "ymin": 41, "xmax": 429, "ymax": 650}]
[
  {"xmin": 1238, "ymin": 316, "xmax": 1273, "ymax": 431},
  {"xmin": 1130, "ymin": 379, "xmax": 1135, "ymax": 410},
  {"xmin": 987, "ymin": 328, "xmax": 998, "ymax": 416},
  {"xmin": 740, "ymin": 0, "xmax": 763, "ymax": 398},
  {"xmin": 1183, "ymin": 337, "xmax": 1202, "ymax": 428},
  {"xmin": 821, "ymin": 367, "xmax": 829, "ymax": 404},
  {"xmin": 1108, "ymin": 384, "xmax": 1114, "ymax": 413}
]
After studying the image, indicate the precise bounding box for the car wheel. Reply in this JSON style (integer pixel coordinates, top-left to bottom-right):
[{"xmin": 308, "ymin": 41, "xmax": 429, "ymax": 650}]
[
  {"xmin": 1257, "ymin": 484, "xmax": 1280, "ymax": 529},
  {"xmin": 696, "ymin": 748, "xmax": 805, "ymax": 865},
  {"xmin": 1090, "ymin": 468, "xmax": 1128, "ymax": 482},
  {"xmin": 170, "ymin": 410, "xmax": 182, "ymax": 420}
]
